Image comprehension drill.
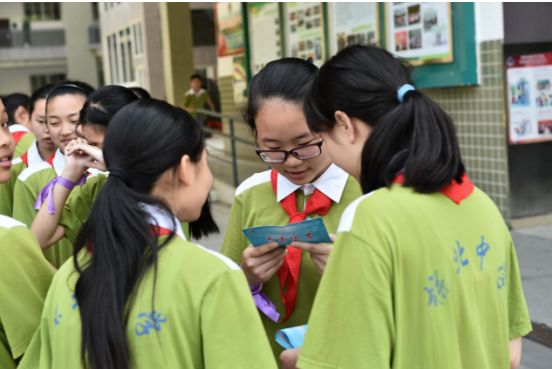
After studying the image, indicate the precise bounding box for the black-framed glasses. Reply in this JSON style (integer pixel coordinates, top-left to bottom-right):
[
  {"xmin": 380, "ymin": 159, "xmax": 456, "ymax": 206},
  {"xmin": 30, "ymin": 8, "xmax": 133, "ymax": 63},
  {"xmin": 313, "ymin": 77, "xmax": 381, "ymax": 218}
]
[{"xmin": 256, "ymin": 139, "xmax": 324, "ymax": 164}]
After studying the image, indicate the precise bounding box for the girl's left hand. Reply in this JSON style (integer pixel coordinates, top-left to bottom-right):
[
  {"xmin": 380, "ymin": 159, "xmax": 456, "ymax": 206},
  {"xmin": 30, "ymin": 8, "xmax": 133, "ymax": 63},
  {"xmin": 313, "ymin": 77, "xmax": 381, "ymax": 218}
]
[{"xmin": 290, "ymin": 234, "xmax": 336, "ymax": 275}]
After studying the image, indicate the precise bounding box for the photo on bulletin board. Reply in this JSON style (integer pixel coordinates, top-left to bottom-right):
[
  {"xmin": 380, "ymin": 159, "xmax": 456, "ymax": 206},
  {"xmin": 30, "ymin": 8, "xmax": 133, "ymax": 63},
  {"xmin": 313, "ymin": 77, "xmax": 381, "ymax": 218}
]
[
  {"xmin": 506, "ymin": 52, "xmax": 552, "ymax": 144},
  {"xmin": 284, "ymin": 2, "xmax": 326, "ymax": 67},
  {"xmin": 328, "ymin": 2, "xmax": 379, "ymax": 55},
  {"xmin": 385, "ymin": 2, "xmax": 452, "ymax": 65},
  {"xmin": 247, "ymin": 3, "xmax": 282, "ymax": 75},
  {"xmin": 216, "ymin": 2, "xmax": 245, "ymax": 57}
]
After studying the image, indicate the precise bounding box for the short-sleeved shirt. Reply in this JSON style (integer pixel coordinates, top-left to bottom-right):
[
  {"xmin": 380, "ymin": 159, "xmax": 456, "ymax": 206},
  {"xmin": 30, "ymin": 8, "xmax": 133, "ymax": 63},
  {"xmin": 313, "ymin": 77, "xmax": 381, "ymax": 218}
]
[
  {"xmin": 221, "ymin": 164, "xmax": 362, "ymax": 358},
  {"xmin": 18, "ymin": 208, "xmax": 277, "ymax": 369},
  {"xmin": 12, "ymin": 149, "xmax": 73, "ymax": 267},
  {"xmin": 182, "ymin": 88, "xmax": 211, "ymax": 115},
  {"xmin": 298, "ymin": 184, "xmax": 532, "ymax": 369},
  {"xmin": 0, "ymin": 215, "xmax": 54, "ymax": 369},
  {"xmin": 0, "ymin": 141, "xmax": 48, "ymax": 216}
]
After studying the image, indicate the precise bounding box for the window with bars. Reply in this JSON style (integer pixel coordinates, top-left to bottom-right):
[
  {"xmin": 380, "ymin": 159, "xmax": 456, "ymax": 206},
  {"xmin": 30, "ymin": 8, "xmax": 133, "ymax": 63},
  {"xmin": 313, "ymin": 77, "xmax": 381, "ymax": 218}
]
[
  {"xmin": 24, "ymin": 3, "xmax": 61, "ymax": 21},
  {"xmin": 106, "ymin": 22, "xmax": 143, "ymax": 84},
  {"xmin": 30, "ymin": 74, "xmax": 66, "ymax": 93}
]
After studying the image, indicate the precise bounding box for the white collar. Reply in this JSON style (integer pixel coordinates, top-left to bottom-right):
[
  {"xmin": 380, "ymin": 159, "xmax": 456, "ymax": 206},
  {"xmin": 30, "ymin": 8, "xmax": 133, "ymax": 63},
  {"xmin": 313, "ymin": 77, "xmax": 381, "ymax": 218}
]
[
  {"xmin": 187, "ymin": 88, "xmax": 205, "ymax": 96},
  {"xmin": 140, "ymin": 203, "xmax": 186, "ymax": 240},
  {"xmin": 8, "ymin": 124, "xmax": 29, "ymax": 133},
  {"xmin": 276, "ymin": 163, "xmax": 349, "ymax": 203},
  {"xmin": 52, "ymin": 149, "xmax": 65, "ymax": 176},
  {"xmin": 27, "ymin": 140, "xmax": 47, "ymax": 167}
]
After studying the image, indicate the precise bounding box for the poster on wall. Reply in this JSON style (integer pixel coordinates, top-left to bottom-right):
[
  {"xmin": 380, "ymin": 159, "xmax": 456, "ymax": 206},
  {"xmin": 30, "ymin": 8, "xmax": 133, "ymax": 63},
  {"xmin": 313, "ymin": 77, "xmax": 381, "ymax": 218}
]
[
  {"xmin": 216, "ymin": 2, "xmax": 245, "ymax": 57},
  {"xmin": 385, "ymin": 2, "xmax": 452, "ymax": 65},
  {"xmin": 328, "ymin": 2, "xmax": 379, "ymax": 55},
  {"xmin": 506, "ymin": 52, "xmax": 552, "ymax": 144},
  {"xmin": 248, "ymin": 3, "xmax": 282, "ymax": 75},
  {"xmin": 284, "ymin": 2, "xmax": 326, "ymax": 67},
  {"xmin": 233, "ymin": 55, "xmax": 248, "ymax": 104}
]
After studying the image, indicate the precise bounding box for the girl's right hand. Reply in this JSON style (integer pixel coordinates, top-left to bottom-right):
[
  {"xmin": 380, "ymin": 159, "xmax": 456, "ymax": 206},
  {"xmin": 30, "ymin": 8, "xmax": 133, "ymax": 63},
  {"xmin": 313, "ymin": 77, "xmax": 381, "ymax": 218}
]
[
  {"xmin": 241, "ymin": 242, "xmax": 286, "ymax": 286},
  {"xmin": 62, "ymin": 138, "xmax": 91, "ymax": 181},
  {"xmin": 65, "ymin": 142, "xmax": 106, "ymax": 172}
]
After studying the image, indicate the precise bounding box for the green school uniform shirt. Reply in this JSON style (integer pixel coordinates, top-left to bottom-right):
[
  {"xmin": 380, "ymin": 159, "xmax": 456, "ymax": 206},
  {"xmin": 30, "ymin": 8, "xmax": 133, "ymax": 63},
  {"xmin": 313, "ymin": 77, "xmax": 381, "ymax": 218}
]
[
  {"xmin": 182, "ymin": 89, "xmax": 211, "ymax": 117},
  {"xmin": 221, "ymin": 164, "xmax": 362, "ymax": 358},
  {"xmin": 13, "ymin": 150, "xmax": 73, "ymax": 268},
  {"xmin": 298, "ymin": 184, "xmax": 532, "ymax": 369},
  {"xmin": 0, "ymin": 215, "xmax": 54, "ymax": 369},
  {"xmin": 0, "ymin": 141, "xmax": 47, "ymax": 216},
  {"xmin": 19, "ymin": 208, "xmax": 277, "ymax": 369},
  {"xmin": 14, "ymin": 132, "xmax": 35, "ymax": 159},
  {"xmin": 59, "ymin": 174, "xmax": 190, "ymax": 244},
  {"xmin": 0, "ymin": 160, "xmax": 25, "ymax": 217}
]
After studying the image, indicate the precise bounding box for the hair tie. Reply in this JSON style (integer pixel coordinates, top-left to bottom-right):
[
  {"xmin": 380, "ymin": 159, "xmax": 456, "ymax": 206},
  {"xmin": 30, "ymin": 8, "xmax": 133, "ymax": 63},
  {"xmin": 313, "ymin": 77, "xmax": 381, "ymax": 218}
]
[
  {"xmin": 397, "ymin": 84, "xmax": 416, "ymax": 103},
  {"xmin": 109, "ymin": 168, "xmax": 129, "ymax": 185}
]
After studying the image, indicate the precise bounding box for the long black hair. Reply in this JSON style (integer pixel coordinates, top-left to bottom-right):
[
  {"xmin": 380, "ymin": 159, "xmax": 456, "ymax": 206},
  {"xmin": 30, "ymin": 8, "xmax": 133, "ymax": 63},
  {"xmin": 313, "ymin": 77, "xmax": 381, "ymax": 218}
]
[
  {"xmin": 245, "ymin": 58, "xmax": 318, "ymax": 132},
  {"xmin": 79, "ymin": 85, "xmax": 138, "ymax": 129},
  {"xmin": 73, "ymin": 99, "xmax": 217, "ymax": 369},
  {"xmin": 304, "ymin": 45, "xmax": 464, "ymax": 194}
]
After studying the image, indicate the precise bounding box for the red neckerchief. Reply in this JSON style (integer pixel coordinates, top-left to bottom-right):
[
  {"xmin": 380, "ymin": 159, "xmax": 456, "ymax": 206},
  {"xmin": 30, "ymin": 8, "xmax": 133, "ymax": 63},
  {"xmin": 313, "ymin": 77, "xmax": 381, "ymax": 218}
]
[
  {"xmin": 12, "ymin": 131, "xmax": 28, "ymax": 145},
  {"xmin": 270, "ymin": 169, "xmax": 333, "ymax": 322},
  {"xmin": 394, "ymin": 173, "xmax": 474, "ymax": 204},
  {"xmin": 21, "ymin": 151, "xmax": 55, "ymax": 167}
]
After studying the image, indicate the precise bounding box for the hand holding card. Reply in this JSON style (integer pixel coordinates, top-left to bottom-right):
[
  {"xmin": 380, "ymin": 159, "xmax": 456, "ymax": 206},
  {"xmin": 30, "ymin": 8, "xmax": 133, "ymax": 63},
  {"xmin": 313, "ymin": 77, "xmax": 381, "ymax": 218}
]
[{"xmin": 243, "ymin": 218, "xmax": 332, "ymax": 247}]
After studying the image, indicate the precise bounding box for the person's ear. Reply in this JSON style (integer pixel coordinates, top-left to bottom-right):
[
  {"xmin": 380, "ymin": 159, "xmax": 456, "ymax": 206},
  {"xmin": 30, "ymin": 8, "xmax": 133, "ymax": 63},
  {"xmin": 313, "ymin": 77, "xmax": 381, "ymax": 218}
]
[
  {"xmin": 334, "ymin": 110, "xmax": 357, "ymax": 144},
  {"xmin": 15, "ymin": 106, "xmax": 30, "ymax": 126},
  {"xmin": 177, "ymin": 154, "xmax": 192, "ymax": 186}
]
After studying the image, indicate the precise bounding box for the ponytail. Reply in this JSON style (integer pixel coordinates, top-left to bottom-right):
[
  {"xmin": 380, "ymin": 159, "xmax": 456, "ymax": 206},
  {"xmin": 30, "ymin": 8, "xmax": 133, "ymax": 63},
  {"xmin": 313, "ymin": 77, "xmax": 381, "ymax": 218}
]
[
  {"xmin": 304, "ymin": 45, "xmax": 464, "ymax": 194},
  {"xmin": 73, "ymin": 99, "xmax": 216, "ymax": 369}
]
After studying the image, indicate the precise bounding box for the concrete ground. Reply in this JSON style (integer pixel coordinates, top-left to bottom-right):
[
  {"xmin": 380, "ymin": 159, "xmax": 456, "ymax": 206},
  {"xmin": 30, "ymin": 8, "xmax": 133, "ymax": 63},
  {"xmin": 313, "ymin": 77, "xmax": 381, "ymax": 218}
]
[{"xmin": 201, "ymin": 201, "xmax": 552, "ymax": 368}]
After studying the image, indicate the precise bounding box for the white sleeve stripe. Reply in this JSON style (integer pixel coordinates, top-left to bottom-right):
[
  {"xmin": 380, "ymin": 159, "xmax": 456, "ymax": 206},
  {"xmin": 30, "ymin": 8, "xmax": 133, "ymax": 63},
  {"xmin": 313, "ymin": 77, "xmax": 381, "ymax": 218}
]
[
  {"xmin": 235, "ymin": 170, "xmax": 271, "ymax": 196},
  {"xmin": 337, "ymin": 192, "xmax": 375, "ymax": 233},
  {"xmin": 17, "ymin": 163, "xmax": 51, "ymax": 182},
  {"xmin": 194, "ymin": 244, "xmax": 241, "ymax": 270},
  {"xmin": 0, "ymin": 215, "xmax": 26, "ymax": 229}
]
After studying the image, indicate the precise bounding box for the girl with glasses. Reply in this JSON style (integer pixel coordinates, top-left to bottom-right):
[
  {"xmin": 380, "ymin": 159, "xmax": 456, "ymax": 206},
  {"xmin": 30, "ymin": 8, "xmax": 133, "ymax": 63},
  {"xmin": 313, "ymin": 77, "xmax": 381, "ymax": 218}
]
[{"xmin": 220, "ymin": 58, "xmax": 362, "ymax": 359}]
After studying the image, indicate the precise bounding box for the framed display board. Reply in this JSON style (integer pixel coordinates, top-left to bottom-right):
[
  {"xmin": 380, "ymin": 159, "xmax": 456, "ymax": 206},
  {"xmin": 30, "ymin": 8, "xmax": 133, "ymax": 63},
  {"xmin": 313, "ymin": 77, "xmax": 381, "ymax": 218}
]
[
  {"xmin": 328, "ymin": 2, "xmax": 379, "ymax": 54},
  {"xmin": 385, "ymin": 2, "xmax": 452, "ymax": 65},
  {"xmin": 283, "ymin": 2, "xmax": 326, "ymax": 67},
  {"xmin": 506, "ymin": 52, "xmax": 552, "ymax": 144},
  {"xmin": 247, "ymin": 3, "xmax": 282, "ymax": 75}
]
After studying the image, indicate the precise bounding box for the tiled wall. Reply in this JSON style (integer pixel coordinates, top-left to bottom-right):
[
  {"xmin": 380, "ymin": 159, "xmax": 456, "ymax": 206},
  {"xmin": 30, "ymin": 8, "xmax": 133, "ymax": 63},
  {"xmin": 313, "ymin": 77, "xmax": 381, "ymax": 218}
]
[{"xmin": 424, "ymin": 40, "xmax": 510, "ymax": 219}]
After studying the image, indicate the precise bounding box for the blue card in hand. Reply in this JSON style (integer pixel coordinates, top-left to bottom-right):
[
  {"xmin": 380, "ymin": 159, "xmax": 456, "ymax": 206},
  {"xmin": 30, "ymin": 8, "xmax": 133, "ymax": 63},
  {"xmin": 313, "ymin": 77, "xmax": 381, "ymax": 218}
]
[{"xmin": 243, "ymin": 218, "xmax": 332, "ymax": 247}]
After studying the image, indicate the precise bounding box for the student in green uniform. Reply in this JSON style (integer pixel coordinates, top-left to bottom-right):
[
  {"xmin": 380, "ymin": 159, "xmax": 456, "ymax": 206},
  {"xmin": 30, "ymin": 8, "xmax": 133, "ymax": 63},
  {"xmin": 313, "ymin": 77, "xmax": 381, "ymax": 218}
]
[
  {"xmin": 0, "ymin": 84, "xmax": 56, "ymax": 216},
  {"xmin": 280, "ymin": 46, "xmax": 532, "ymax": 369},
  {"xmin": 5, "ymin": 93, "xmax": 34, "ymax": 155},
  {"xmin": 12, "ymin": 81, "xmax": 94, "ymax": 267},
  {"xmin": 220, "ymin": 58, "xmax": 362, "ymax": 359},
  {"xmin": 19, "ymin": 99, "xmax": 277, "ymax": 369},
  {"xmin": 182, "ymin": 74, "xmax": 215, "ymax": 115},
  {"xmin": 30, "ymin": 85, "xmax": 138, "ymax": 248},
  {"xmin": 0, "ymin": 96, "xmax": 55, "ymax": 369}
]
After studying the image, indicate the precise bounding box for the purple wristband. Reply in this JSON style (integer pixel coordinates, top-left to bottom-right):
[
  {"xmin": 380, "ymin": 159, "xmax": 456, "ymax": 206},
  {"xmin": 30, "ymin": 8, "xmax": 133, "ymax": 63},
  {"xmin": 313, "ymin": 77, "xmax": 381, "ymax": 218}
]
[
  {"xmin": 34, "ymin": 174, "xmax": 87, "ymax": 214},
  {"xmin": 56, "ymin": 176, "xmax": 79, "ymax": 190}
]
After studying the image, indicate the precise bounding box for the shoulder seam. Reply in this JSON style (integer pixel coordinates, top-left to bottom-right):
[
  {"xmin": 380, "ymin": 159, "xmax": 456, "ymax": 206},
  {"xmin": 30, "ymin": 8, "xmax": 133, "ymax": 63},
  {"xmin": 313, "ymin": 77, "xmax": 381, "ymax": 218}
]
[
  {"xmin": 235, "ymin": 170, "xmax": 271, "ymax": 196},
  {"xmin": 17, "ymin": 163, "xmax": 51, "ymax": 182}
]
